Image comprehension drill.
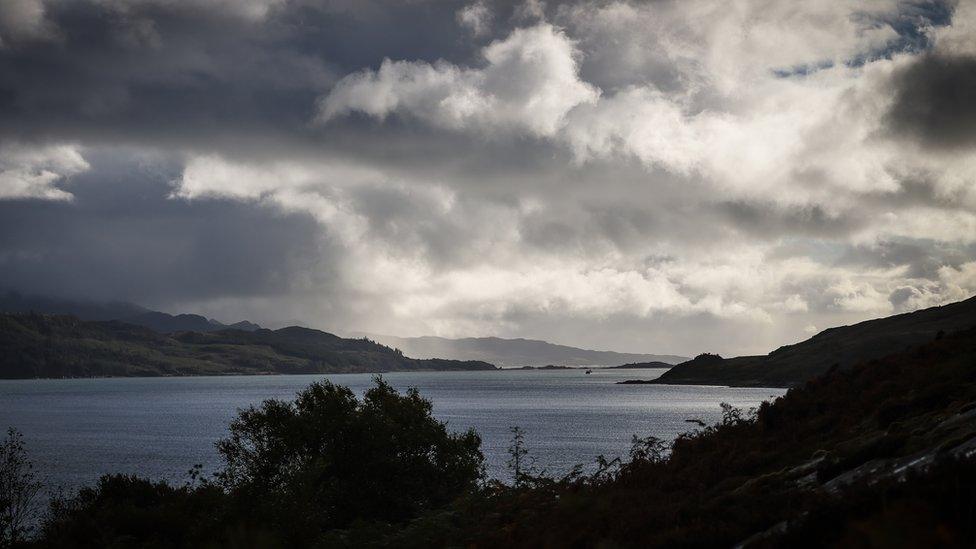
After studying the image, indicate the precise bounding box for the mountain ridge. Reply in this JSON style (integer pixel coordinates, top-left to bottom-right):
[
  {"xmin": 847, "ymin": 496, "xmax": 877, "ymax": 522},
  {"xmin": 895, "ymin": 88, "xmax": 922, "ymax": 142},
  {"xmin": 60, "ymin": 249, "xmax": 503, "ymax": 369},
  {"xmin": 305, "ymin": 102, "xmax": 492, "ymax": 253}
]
[
  {"xmin": 642, "ymin": 295, "xmax": 976, "ymax": 387},
  {"xmin": 361, "ymin": 333, "xmax": 688, "ymax": 367},
  {"xmin": 0, "ymin": 313, "xmax": 495, "ymax": 379},
  {"xmin": 0, "ymin": 292, "xmax": 262, "ymax": 333}
]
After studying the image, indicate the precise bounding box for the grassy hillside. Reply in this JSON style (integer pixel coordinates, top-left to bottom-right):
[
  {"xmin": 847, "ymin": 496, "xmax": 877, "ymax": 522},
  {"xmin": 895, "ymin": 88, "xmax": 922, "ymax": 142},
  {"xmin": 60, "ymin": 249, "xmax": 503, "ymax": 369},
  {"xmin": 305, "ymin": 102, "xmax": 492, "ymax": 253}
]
[
  {"xmin": 647, "ymin": 295, "xmax": 976, "ymax": 387},
  {"xmin": 0, "ymin": 313, "xmax": 495, "ymax": 379}
]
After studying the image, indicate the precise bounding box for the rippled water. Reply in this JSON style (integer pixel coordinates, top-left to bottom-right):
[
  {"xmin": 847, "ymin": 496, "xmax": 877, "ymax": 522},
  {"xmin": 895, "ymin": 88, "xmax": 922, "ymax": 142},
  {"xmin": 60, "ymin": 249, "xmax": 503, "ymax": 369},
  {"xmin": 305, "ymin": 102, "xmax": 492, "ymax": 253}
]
[{"xmin": 0, "ymin": 369, "xmax": 785, "ymax": 490}]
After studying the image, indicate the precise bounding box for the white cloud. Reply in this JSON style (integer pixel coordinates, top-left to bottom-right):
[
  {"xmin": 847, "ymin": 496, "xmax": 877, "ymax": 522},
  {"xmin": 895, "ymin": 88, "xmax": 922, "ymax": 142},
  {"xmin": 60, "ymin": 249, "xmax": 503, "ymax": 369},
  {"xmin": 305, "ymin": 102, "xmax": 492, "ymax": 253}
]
[
  {"xmin": 938, "ymin": 261, "xmax": 976, "ymax": 301},
  {"xmin": 552, "ymin": 0, "xmax": 921, "ymax": 207},
  {"xmin": 457, "ymin": 1, "xmax": 492, "ymax": 37},
  {"xmin": 317, "ymin": 0, "xmax": 936, "ymax": 213},
  {"xmin": 0, "ymin": 0, "xmax": 56, "ymax": 46},
  {"xmin": 173, "ymin": 152, "xmax": 968, "ymax": 346},
  {"xmin": 933, "ymin": 0, "xmax": 976, "ymax": 55},
  {"xmin": 94, "ymin": 0, "xmax": 286, "ymax": 21},
  {"xmin": 318, "ymin": 23, "xmax": 600, "ymax": 137},
  {"xmin": 0, "ymin": 143, "xmax": 89, "ymax": 200}
]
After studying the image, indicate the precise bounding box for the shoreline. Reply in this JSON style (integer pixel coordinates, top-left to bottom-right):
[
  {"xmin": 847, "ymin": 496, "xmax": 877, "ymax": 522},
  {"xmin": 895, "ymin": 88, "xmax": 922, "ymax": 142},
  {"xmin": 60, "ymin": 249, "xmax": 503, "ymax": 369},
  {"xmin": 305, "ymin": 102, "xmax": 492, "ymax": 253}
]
[{"xmin": 0, "ymin": 365, "xmax": 677, "ymax": 382}]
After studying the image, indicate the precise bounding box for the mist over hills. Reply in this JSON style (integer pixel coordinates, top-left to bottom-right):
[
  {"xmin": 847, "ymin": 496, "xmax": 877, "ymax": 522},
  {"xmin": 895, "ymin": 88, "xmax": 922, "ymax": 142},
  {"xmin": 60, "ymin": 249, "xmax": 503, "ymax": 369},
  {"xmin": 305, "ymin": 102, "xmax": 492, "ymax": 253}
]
[
  {"xmin": 0, "ymin": 292, "xmax": 149, "ymax": 321},
  {"xmin": 362, "ymin": 334, "xmax": 688, "ymax": 368},
  {"xmin": 643, "ymin": 295, "xmax": 976, "ymax": 387},
  {"xmin": 0, "ymin": 292, "xmax": 261, "ymax": 333}
]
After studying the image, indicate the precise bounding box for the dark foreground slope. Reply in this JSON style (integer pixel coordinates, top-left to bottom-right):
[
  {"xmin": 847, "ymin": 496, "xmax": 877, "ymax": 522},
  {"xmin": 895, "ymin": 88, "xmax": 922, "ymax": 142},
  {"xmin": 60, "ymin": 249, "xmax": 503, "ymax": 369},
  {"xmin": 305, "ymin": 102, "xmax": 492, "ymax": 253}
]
[
  {"xmin": 424, "ymin": 326, "xmax": 976, "ymax": 548},
  {"xmin": 647, "ymin": 295, "xmax": 976, "ymax": 387},
  {"xmin": 0, "ymin": 313, "xmax": 494, "ymax": 378},
  {"xmin": 23, "ymin": 325, "xmax": 976, "ymax": 547}
]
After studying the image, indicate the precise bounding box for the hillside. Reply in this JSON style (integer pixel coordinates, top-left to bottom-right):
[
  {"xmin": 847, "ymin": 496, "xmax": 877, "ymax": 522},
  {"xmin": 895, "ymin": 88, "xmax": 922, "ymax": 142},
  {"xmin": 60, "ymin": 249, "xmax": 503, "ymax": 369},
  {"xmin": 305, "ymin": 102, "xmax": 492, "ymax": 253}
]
[
  {"xmin": 607, "ymin": 361, "xmax": 674, "ymax": 369},
  {"xmin": 366, "ymin": 334, "xmax": 687, "ymax": 367},
  {"xmin": 0, "ymin": 314, "xmax": 495, "ymax": 379},
  {"xmin": 120, "ymin": 311, "xmax": 224, "ymax": 333},
  {"xmin": 642, "ymin": 295, "xmax": 976, "ymax": 387}
]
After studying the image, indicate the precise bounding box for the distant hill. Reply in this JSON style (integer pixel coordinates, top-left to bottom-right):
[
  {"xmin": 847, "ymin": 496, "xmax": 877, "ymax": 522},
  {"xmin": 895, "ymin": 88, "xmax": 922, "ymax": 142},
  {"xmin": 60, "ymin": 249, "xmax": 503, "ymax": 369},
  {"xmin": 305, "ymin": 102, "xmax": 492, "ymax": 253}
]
[
  {"xmin": 120, "ymin": 312, "xmax": 263, "ymax": 333},
  {"xmin": 227, "ymin": 320, "xmax": 262, "ymax": 332},
  {"xmin": 0, "ymin": 292, "xmax": 261, "ymax": 333},
  {"xmin": 0, "ymin": 313, "xmax": 495, "ymax": 379},
  {"xmin": 606, "ymin": 361, "xmax": 674, "ymax": 369},
  {"xmin": 363, "ymin": 334, "xmax": 687, "ymax": 368},
  {"xmin": 122, "ymin": 312, "xmax": 222, "ymax": 333},
  {"xmin": 645, "ymin": 295, "xmax": 976, "ymax": 387}
]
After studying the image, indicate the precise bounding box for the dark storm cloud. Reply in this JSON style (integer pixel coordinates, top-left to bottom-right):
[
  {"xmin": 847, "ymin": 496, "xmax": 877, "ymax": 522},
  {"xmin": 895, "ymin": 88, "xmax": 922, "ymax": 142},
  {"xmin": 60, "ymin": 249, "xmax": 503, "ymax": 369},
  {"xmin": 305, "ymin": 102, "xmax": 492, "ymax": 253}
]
[
  {"xmin": 0, "ymin": 0, "xmax": 974, "ymax": 357},
  {"xmin": 719, "ymin": 201, "xmax": 866, "ymax": 239},
  {"xmin": 885, "ymin": 53, "xmax": 976, "ymax": 149},
  {"xmin": 0, "ymin": 151, "xmax": 330, "ymax": 303},
  {"xmin": 345, "ymin": 183, "xmax": 492, "ymax": 267},
  {"xmin": 867, "ymin": 178, "xmax": 966, "ymax": 210},
  {"xmin": 0, "ymin": 0, "xmax": 477, "ymax": 149},
  {"xmin": 518, "ymin": 205, "xmax": 663, "ymax": 255},
  {"xmin": 834, "ymin": 239, "xmax": 976, "ymax": 279}
]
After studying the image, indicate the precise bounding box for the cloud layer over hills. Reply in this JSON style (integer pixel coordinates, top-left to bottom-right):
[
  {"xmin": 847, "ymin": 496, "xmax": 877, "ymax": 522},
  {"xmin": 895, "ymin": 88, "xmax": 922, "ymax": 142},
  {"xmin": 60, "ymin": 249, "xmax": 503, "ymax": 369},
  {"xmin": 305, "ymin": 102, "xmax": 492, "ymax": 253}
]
[{"xmin": 1, "ymin": 0, "xmax": 974, "ymax": 356}]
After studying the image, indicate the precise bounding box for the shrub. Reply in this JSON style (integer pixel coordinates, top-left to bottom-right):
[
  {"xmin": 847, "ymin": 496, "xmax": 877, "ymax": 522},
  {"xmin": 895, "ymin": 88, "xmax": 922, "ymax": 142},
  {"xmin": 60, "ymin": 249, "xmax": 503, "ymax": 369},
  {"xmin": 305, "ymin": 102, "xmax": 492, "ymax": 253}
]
[
  {"xmin": 215, "ymin": 377, "xmax": 484, "ymax": 537},
  {"xmin": 0, "ymin": 428, "xmax": 41, "ymax": 548}
]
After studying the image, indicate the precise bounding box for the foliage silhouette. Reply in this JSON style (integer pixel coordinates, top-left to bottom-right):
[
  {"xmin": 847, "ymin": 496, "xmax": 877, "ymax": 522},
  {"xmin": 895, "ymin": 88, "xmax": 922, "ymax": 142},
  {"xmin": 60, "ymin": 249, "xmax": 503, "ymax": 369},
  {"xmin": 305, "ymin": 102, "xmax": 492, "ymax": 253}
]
[
  {"xmin": 0, "ymin": 429, "xmax": 41, "ymax": 548},
  {"xmin": 215, "ymin": 377, "xmax": 484, "ymax": 537},
  {"xmin": 506, "ymin": 426, "xmax": 532, "ymax": 487}
]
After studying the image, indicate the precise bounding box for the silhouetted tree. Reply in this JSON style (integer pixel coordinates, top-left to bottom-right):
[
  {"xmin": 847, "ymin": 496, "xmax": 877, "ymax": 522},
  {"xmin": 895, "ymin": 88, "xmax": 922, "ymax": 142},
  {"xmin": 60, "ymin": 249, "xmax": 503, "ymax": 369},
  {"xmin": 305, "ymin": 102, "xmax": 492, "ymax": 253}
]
[
  {"xmin": 507, "ymin": 426, "xmax": 531, "ymax": 487},
  {"xmin": 0, "ymin": 429, "xmax": 41, "ymax": 548},
  {"xmin": 628, "ymin": 435, "xmax": 668, "ymax": 463},
  {"xmin": 216, "ymin": 377, "xmax": 484, "ymax": 537}
]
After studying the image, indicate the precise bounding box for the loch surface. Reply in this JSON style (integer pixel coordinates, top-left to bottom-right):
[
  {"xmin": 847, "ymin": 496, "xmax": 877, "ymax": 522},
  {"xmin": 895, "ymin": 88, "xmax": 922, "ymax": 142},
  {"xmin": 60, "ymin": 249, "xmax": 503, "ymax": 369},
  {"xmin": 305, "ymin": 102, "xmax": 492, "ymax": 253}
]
[{"xmin": 0, "ymin": 368, "xmax": 785, "ymax": 489}]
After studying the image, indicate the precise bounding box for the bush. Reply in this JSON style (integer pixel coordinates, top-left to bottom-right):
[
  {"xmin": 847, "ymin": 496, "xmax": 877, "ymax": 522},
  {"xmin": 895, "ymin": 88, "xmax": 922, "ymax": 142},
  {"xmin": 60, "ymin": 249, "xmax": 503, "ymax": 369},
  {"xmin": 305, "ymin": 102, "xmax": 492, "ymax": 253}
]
[
  {"xmin": 0, "ymin": 428, "xmax": 41, "ymax": 548},
  {"xmin": 215, "ymin": 377, "xmax": 484, "ymax": 537},
  {"xmin": 41, "ymin": 475, "xmax": 229, "ymax": 548}
]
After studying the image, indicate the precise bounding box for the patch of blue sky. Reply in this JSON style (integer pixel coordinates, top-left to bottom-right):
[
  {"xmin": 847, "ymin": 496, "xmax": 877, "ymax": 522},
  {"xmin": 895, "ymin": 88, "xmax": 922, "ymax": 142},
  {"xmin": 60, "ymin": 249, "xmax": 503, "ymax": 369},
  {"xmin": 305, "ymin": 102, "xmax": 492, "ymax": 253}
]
[{"xmin": 772, "ymin": 0, "xmax": 954, "ymax": 78}]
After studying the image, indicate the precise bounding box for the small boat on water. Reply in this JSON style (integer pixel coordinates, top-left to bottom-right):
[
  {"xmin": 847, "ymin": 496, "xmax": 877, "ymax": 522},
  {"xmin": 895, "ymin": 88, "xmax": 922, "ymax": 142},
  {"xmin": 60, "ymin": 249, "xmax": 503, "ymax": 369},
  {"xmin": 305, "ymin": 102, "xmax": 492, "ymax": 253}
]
[{"xmin": 585, "ymin": 368, "xmax": 592, "ymax": 374}]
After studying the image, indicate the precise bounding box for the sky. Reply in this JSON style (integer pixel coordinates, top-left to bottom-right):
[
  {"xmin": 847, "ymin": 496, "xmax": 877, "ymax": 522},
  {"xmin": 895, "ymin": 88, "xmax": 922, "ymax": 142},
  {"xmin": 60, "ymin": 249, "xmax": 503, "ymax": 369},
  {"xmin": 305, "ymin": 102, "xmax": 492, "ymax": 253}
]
[{"xmin": 0, "ymin": 0, "xmax": 975, "ymax": 357}]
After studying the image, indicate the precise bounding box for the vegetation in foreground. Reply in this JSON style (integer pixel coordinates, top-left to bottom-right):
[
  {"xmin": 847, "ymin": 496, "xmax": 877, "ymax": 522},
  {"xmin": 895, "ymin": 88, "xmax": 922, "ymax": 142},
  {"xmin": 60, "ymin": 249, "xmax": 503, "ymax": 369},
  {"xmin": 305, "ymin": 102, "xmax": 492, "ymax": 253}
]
[
  {"xmin": 3, "ymin": 327, "xmax": 976, "ymax": 547},
  {"xmin": 0, "ymin": 313, "xmax": 495, "ymax": 379}
]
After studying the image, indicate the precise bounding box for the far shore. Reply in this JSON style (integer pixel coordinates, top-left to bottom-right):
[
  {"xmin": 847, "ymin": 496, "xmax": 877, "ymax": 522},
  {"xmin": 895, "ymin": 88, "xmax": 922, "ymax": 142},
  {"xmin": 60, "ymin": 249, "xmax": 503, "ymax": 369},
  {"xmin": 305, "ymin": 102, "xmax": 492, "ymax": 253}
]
[{"xmin": 2, "ymin": 365, "xmax": 675, "ymax": 381}]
